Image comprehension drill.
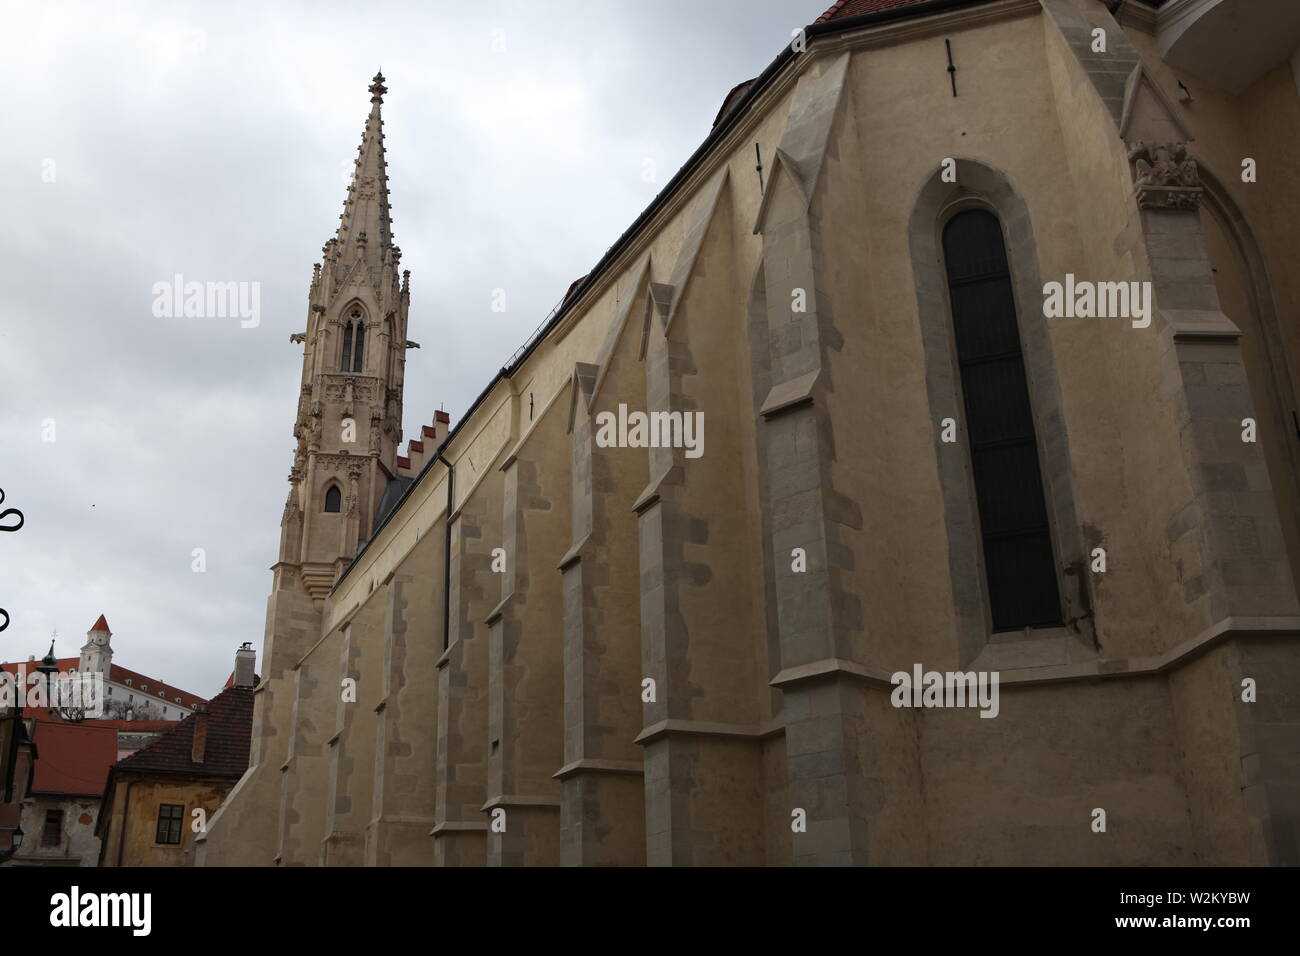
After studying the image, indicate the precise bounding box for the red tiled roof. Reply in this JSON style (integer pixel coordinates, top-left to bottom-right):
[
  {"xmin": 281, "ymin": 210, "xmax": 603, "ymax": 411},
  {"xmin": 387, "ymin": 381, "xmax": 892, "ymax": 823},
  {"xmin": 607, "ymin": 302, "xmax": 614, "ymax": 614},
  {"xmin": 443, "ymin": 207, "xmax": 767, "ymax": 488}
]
[
  {"xmin": 27, "ymin": 713, "xmax": 118, "ymax": 797},
  {"xmin": 91, "ymin": 614, "xmax": 111, "ymax": 632},
  {"xmin": 112, "ymin": 686, "xmax": 253, "ymax": 778},
  {"xmin": 816, "ymin": 0, "xmax": 933, "ymax": 22},
  {"xmin": 81, "ymin": 719, "xmax": 173, "ymax": 732},
  {"xmin": 107, "ymin": 664, "xmax": 205, "ymax": 710}
]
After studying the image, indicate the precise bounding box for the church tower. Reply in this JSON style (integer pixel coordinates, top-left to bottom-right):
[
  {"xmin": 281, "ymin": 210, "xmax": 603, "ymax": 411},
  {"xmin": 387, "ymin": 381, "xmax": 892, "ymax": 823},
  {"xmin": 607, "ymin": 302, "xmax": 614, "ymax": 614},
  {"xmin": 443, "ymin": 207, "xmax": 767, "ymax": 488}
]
[
  {"xmin": 196, "ymin": 74, "xmax": 417, "ymax": 866},
  {"xmin": 282, "ymin": 71, "xmax": 415, "ymax": 600}
]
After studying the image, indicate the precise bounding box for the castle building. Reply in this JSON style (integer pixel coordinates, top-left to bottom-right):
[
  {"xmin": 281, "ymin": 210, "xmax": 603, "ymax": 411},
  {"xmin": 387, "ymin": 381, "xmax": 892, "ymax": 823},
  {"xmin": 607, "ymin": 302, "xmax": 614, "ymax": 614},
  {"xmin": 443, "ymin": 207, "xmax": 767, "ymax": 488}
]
[
  {"xmin": 197, "ymin": 0, "xmax": 1300, "ymax": 866},
  {"xmin": 2, "ymin": 616, "xmax": 207, "ymax": 722}
]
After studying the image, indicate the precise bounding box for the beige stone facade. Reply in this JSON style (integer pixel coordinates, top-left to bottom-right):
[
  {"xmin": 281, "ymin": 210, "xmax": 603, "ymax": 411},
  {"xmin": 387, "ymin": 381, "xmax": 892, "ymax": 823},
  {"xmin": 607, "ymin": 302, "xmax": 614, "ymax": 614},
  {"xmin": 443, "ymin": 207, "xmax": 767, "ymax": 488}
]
[{"xmin": 196, "ymin": 0, "xmax": 1300, "ymax": 866}]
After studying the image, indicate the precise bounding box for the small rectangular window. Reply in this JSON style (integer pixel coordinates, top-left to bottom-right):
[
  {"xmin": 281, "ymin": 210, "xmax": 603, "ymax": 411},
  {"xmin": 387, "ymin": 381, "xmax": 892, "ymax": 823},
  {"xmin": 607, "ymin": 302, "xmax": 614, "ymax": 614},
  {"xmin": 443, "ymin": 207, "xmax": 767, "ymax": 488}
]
[
  {"xmin": 156, "ymin": 804, "xmax": 184, "ymax": 845},
  {"xmin": 42, "ymin": 809, "xmax": 64, "ymax": 847}
]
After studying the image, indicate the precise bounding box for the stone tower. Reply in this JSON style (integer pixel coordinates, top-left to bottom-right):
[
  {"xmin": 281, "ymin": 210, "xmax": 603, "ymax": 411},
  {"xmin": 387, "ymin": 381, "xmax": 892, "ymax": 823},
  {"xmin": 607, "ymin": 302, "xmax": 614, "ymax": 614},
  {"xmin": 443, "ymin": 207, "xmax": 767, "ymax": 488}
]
[
  {"xmin": 77, "ymin": 614, "xmax": 113, "ymax": 676},
  {"xmin": 195, "ymin": 73, "xmax": 414, "ymax": 866},
  {"xmin": 284, "ymin": 70, "xmax": 413, "ymax": 597}
]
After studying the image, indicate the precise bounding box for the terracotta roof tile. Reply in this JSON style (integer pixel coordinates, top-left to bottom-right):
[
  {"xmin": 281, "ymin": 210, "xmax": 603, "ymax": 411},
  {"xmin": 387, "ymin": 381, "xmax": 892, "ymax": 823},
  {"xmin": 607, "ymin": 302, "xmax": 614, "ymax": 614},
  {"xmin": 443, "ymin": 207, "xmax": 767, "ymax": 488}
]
[
  {"xmin": 27, "ymin": 713, "xmax": 118, "ymax": 796},
  {"xmin": 90, "ymin": 614, "xmax": 111, "ymax": 632}
]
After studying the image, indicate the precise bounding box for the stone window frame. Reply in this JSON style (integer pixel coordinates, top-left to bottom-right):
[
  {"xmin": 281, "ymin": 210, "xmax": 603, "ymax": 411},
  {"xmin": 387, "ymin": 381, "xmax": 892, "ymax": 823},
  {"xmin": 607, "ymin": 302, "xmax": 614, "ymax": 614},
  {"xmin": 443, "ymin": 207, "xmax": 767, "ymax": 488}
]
[
  {"xmin": 323, "ymin": 483, "xmax": 343, "ymax": 513},
  {"xmin": 338, "ymin": 301, "xmax": 368, "ymax": 373},
  {"xmin": 908, "ymin": 158, "xmax": 1097, "ymax": 669}
]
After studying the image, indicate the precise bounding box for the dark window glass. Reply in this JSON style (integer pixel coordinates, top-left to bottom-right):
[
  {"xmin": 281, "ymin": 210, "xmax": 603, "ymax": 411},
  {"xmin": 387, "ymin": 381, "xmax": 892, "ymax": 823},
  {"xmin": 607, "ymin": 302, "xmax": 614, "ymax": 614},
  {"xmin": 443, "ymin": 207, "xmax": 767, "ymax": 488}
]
[
  {"xmin": 41, "ymin": 809, "xmax": 63, "ymax": 847},
  {"xmin": 341, "ymin": 323, "xmax": 353, "ymax": 372},
  {"xmin": 353, "ymin": 322, "xmax": 365, "ymax": 372},
  {"xmin": 324, "ymin": 486, "xmax": 342, "ymax": 513},
  {"xmin": 156, "ymin": 804, "xmax": 183, "ymax": 845},
  {"xmin": 942, "ymin": 209, "xmax": 1062, "ymax": 631}
]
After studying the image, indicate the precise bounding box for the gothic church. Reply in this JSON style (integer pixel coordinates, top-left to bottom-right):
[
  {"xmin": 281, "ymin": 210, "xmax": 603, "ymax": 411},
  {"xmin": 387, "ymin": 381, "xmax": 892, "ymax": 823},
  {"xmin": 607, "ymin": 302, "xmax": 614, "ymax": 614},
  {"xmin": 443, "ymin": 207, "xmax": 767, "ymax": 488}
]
[{"xmin": 196, "ymin": 0, "xmax": 1300, "ymax": 866}]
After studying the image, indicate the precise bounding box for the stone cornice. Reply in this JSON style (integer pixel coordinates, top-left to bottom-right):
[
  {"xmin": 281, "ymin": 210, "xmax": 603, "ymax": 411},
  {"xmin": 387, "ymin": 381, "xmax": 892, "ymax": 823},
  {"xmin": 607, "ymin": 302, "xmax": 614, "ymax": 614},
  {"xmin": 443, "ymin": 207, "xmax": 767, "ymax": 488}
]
[
  {"xmin": 768, "ymin": 617, "xmax": 1300, "ymax": 691},
  {"xmin": 633, "ymin": 716, "xmax": 786, "ymax": 746},
  {"xmin": 479, "ymin": 793, "xmax": 561, "ymax": 811},
  {"xmin": 552, "ymin": 758, "xmax": 644, "ymax": 780},
  {"xmin": 430, "ymin": 820, "xmax": 488, "ymax": 836}
]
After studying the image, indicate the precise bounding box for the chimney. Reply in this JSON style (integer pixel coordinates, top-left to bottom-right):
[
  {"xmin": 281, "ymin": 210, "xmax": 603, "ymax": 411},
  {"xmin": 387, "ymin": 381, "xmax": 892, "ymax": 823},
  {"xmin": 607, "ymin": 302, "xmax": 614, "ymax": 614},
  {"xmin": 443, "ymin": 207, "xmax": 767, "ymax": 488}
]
[
  {"xmin": 191, "ymin": 704, "xmax": 209, "ymax": 764},
  {"xmin": 234, "ymin": 643, "xmax": 256, "ymax": 689}
]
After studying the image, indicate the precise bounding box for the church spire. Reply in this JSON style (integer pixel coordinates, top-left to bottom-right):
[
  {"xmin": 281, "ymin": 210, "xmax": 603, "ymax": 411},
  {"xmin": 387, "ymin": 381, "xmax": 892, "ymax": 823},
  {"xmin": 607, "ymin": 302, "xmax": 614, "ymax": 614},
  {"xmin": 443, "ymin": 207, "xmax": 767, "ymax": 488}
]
[
  {"xmin": 334, "ymin": 71, "xmax": 396, "ymax": 272},
  {"xmin": 285, "ymin": 71, "xmax": 414, "ymax": 601}
]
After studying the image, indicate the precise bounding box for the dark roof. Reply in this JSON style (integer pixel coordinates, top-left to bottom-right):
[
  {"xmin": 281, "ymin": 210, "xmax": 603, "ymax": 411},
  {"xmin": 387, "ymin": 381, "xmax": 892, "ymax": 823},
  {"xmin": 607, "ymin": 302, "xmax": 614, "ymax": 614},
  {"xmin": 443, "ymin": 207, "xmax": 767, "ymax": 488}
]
[
  {"xmin": 820, "ymin": 0, "xmax": 1165, "ymax": 18},
  {"xmin": 112, "ymin": 685, "xmax": 253, "ymax": 778},
  {"xmin": 712, "ymin": 78, "xmax": 758, "ymax": 129},
  {"xmin": 817, "ymin": 0, "xmax": 932, "ymax": 21},
  {"xmin": 373, "ymin": 474, "xmax": 415, "ymax": 534},
  {"xmin": 562, "ymin": 274, "xmax": 590, "ymax": 306}
]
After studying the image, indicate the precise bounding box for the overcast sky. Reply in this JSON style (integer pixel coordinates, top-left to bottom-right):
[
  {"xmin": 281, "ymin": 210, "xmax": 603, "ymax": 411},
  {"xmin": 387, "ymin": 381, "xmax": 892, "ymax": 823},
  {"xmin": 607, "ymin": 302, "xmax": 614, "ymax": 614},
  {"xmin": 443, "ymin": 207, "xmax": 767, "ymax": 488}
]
[{"xmin": 0, "ymin": 0, "xmax": 817, "ymax": 698}]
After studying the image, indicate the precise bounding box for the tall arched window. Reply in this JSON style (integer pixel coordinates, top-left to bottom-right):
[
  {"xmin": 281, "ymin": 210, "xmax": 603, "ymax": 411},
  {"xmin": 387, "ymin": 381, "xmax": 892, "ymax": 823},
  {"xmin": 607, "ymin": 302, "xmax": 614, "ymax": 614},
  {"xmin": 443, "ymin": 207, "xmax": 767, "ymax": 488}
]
[
  {"xmin": 324, "ymin": 485, "xmax": 342, "ymax": 513},
  {"xmin": 340, "ymin": 307, "xmax": 365, "ymax": 372},
  {"xmin": 942, "ymin": 209, "xmax": 1061, "ymax": 631}
]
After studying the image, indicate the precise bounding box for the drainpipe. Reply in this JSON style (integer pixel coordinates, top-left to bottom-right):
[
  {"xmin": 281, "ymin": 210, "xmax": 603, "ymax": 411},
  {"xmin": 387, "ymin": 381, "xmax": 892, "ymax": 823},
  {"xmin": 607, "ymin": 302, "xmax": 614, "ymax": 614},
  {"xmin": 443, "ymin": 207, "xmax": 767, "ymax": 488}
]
[
  {"xmin": 432, "ymin": 449, "xmax": 454, "ymax": 650},
  {"xmin": 115, "ymin": 779, "xmax": 135, "ymax": 868}
]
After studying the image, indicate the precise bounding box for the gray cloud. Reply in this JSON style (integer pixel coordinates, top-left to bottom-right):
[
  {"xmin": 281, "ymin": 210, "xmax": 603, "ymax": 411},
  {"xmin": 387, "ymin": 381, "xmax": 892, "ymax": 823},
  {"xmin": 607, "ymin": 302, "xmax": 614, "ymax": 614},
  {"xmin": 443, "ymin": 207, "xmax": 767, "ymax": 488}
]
[{"xmin": 0, "ymin": 0, "xmax": 815, "ymax": 697}]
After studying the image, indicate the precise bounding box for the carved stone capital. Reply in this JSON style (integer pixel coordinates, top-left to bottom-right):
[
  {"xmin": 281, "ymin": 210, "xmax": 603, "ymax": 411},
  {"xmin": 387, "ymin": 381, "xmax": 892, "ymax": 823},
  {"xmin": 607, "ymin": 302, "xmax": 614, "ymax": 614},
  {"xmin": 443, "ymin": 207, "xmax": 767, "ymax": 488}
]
[{"xmin": 1128, "ymin": 141, "xmax": 1202, "ymax": 210}]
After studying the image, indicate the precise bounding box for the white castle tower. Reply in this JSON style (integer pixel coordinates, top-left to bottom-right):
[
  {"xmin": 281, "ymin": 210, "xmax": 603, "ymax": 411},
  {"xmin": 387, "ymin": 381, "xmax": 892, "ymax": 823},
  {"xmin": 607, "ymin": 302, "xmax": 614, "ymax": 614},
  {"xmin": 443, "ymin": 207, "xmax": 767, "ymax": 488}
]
[{"xmin": 77, "ymin": 614, "xmax": 113, "ymax": 675}]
